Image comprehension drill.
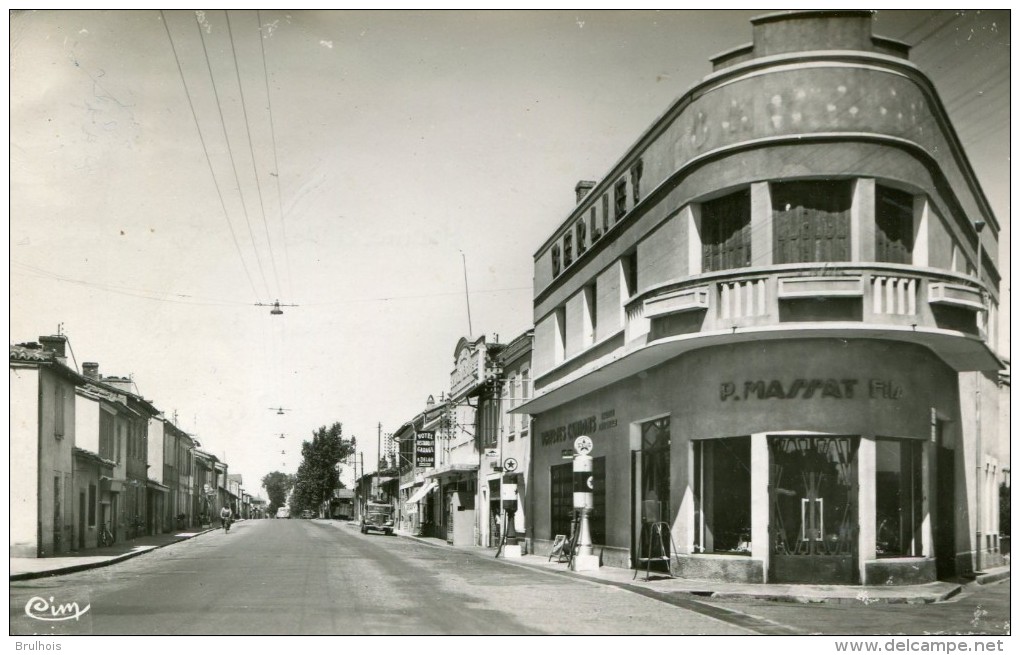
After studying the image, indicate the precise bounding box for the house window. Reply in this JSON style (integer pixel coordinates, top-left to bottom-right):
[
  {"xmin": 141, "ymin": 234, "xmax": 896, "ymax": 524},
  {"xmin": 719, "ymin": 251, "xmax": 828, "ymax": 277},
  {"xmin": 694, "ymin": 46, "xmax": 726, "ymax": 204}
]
[
  {"xmin": 551, "ymin": 244, "xmax": 561, "ymax": 278},
  {"xmin": 54, "ymin": 386, "xmax": 65, "ymax": 438},
  {"xmin": 576, "ymin": 219, "xmax": 587, "ymax": 255},
  {"xmin": 876, "ymin": 438, "xmax": 923, "ymax": 558},
  {"xmin": 772, "ymin": 179, "xmax": 852, "ymax": 264},
  {"xmin": 590, "ymin": 207, "xmax": 601, "ymax": 242},
  {"xmin": 876, "ymin": 186, "xmax": 915, "ymax": 264},
  {"xmin": 99, "ymin": 411, "xmax": 114, "ymax": 460},
  {"xmin": 563, "ymin": 232, "xmax": 573, "ymax": 268},
  {"xmin": 702, "ymin": 188, "xmax": 752, "ymax": 272},
  {"xmin": 631, "ymin": 160, "xmax": 643, "ymax": 205},
  {"xmin": 584, "ymin": 283, "xmax": 597, "ymax": 347},
  {"xmin": 116, "ymin": 424, "xmax": 122, "ymax": 463},
  {"xmin": 88, "ymin": 484, "xmax": 97, "ymax": 527},
  {"xmin": 614, "ymin": 179, "xmax": 628, "ymax": 221},
  {"xmin": 693, "ymin": 437, "xmax": 751, "ymax": 555},
  {"xmin": 507, "ymin": 373, "xmax": 517, "ymax": 442},
  {"xmin": 602, "ymin": 194, "xmax": 610, "ymax": 233},
  {"xmin": 623, "ymin": 253, "xmax": 638, "ymax": 297},
  {"xmin": 520, "ymin": 369, "xmax": 530, "ymax": 436}
]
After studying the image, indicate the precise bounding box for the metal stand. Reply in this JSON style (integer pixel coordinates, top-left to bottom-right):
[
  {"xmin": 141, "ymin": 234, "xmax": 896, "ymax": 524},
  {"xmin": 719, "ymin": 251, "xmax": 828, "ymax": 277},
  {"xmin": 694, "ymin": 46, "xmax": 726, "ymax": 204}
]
[{"xmin": 634, "ymin": 521, "xmax": 678, "ymax": 581}]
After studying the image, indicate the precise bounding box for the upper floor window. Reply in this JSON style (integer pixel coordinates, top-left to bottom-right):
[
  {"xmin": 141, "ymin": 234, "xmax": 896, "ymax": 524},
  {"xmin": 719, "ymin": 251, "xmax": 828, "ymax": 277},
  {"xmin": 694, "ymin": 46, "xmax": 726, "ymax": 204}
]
[
  {"xmin": 551, "ymin": 244, "xmax": 561, "ymax": 278},
  {"xmin": 602, "ymin": 194, "xmax": 610, "ymax": 233},
  {"xmin": 631, "ymin": 160, "xmax": 644, "ymax": 205},
  {"xmin": 702, "ymin": 188, "xmax": 751, "ymax": 272},
  {"xmin": 563, "ymin": 232, "xmax": 573, "ymax": 267},
  {"xmin": 54, "ymin": 386, "xmax": 65, "ymax": 439},
  {"xmin": 875, "ymin": 186, "xmax": 914, "ymax": 265},
  {"xmin": 623, "ymin": 252, "xmax": 638, "ymax": 297},
  {"xmin": 772, "ymin": 180, "xmax": 851, "ymax": 264},
  {"xmin": 590, "ymin": 207, "xmax": 601, "ymax": 242},
  {"xmin": 614, "ymin": 179, "xmax": 628, "ymax": 221}
]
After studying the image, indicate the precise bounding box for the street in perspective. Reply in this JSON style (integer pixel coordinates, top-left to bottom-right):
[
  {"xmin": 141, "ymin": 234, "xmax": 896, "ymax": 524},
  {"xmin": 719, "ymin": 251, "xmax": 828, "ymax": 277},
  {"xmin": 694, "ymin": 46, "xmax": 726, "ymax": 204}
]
[{"xmin": 9, "ymin": 9, "xmax": 1010, "ymax": 646}]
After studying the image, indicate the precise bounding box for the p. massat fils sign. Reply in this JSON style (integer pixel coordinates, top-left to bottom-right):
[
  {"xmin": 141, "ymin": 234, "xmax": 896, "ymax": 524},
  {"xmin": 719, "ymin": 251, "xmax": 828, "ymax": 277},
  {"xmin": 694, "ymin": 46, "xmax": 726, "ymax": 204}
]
[{"xmin": 719, "ymin": 378, "xmax": 905, "ymax": 402}]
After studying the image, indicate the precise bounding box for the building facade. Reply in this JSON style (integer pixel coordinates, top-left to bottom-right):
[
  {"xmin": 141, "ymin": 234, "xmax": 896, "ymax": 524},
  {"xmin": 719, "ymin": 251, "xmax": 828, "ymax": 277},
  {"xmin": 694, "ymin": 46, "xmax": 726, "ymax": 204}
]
[
  {"xmin": 10, "ymin": 336, "xmax": 85, "ymax": 557},
  {"xmin": 518, "ymin": 11, "xmax": 1004, "ymax": 585}
]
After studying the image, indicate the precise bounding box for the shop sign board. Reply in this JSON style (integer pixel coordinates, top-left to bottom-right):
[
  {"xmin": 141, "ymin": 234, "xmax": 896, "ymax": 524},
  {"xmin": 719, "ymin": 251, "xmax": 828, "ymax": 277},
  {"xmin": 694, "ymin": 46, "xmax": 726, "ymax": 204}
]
[
  {"xmin": 719, "ymin": 378, "xmax": 904, "ymax": 402},
  {"xmin": 415, "ymin": 431, "xmax": 435, "ymax": 468}
]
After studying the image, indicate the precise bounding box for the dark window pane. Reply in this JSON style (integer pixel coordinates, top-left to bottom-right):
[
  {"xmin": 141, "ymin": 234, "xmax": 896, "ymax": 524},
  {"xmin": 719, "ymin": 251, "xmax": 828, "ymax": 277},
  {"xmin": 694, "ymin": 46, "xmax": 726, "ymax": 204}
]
[
  {"xmin": 876, "ymin": 186, "xmax": 914, "ymax": 264},
  {"xmin": 702, "ymin": 189, "xmax": 752, "ymax": 272},
  {"xmin": 772, "ymin": 180, "xmax": 852, "ymax": 264}
]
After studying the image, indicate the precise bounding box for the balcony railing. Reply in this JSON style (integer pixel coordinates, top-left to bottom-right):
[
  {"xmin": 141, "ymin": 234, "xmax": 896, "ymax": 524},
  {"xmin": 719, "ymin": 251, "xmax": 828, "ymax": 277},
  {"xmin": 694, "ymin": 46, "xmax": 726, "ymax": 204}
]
[{"xmin": 624, "ymin": 263, "xmax": 989, "ymax": 344}]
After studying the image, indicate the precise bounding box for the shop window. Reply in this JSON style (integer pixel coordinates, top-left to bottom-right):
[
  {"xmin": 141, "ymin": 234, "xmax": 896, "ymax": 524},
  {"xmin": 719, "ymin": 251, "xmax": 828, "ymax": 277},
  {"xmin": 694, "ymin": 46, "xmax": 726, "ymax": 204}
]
[
  {"xmin": 615, "ymin": 179, "xmax": 628, "ymax": 221},
  {"xmin": 875, "ymin": 438, "xmax": 923, "ymax": 558},
  {"xmin": 875, "ymin": 186, "xmax": 914, "ymax": 264},
  {"xmin": 551, "ymin": 458, "xmax": 606, "ymax": 544},
  {"xmin": 576, "ymin": 219, "xmax": 587, "ymax": 256},
  {"xmin": 693, "ymin": 437, "xmax": 751, "ymax": 555},
  {"xmin": 631, "ymin": 160, "xmax": 644, "ymax": 205},
  {"xmin": 602, "ymin": 194, "xmax": 610, "ymax": 234},
  {"xmin": 590, "ymin": 207, "xmax": 601, "ymax": 242},
  {"xmin": 551, "ymin": 244, "xmax": 561, "ymax": 278},
  {"xmin": 772, "ymin": 180, "xmax": 852, "ymax": 264},
  {"xmin": 639, "ymin": 417, "xmax": 671, "ymax": 524},
  {"xmin": 702, "ymin": 189, "xmax": 752, "ymax": 272},
  {"xmin": 563, "ymin": 233, "xmax": 573, "ymax": 268}
]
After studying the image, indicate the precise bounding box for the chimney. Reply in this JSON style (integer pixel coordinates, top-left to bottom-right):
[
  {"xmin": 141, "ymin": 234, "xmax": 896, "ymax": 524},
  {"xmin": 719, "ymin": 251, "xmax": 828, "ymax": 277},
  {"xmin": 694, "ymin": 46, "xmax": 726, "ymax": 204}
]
[
  {"xmin": 38, "ymin": 335, "xmax": 67, "ymax": 363},
  {"xmin": 575, "ymin": 180, "xmax": 597, "ymax": 204},
  {"xmin": 103, "ymin": 376, "xmax": 134, "ymax": 393},
  {"xmin": 83, "ymin": 362, "xmax": 100, "ymax": 380}
]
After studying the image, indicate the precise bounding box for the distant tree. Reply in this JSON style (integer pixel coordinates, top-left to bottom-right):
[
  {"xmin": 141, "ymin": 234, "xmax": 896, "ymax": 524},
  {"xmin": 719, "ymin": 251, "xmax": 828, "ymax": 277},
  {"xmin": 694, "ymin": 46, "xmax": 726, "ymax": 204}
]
[
  {"xmin": 292, "ymin": 423, "xmax": 355, "ymax": 514},
  {"xmin": 262, "ymin": 471, "xmax": 294, "ymax": 514}
]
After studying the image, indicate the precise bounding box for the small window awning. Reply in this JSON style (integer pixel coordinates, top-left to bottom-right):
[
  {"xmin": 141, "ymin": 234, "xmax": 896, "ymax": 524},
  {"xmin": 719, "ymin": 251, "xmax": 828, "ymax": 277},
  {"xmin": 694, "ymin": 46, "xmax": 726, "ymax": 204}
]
[{"xmin": 404, "ymin": 481, "xmax": 438, "ymax": 507}]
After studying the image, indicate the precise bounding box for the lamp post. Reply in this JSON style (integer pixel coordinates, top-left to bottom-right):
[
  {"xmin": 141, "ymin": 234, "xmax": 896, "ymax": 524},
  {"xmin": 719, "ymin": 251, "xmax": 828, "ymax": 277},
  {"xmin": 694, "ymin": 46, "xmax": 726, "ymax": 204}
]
[{"xmin": 973, "ymin": 219, "xmax": 986, "ymax": 574}]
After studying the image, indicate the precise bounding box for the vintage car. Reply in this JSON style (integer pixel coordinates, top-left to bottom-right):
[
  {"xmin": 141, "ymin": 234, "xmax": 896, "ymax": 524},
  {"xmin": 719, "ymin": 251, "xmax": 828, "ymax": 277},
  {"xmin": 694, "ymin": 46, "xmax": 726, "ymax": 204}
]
[{"xmin": 360, "ymin": 502, "xmax": 394, "ymax": 535}]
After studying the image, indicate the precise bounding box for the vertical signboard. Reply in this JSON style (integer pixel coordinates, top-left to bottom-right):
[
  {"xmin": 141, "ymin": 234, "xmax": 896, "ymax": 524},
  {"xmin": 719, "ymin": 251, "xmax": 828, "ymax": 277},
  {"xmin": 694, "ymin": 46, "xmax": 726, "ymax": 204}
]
[{"xmin": 415, "ymin": 431, "xmax": 435, "ymax": 468}]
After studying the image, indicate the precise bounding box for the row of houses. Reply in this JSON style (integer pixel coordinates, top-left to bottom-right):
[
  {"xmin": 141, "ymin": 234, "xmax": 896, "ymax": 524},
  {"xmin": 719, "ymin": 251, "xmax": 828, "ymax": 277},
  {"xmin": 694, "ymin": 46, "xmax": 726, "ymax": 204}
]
[
  {"xmin": 10, "ymin": 334, "xmax": 266, "ymax": 558},
  {"xmin": 351, "ymin": 11, "xmax": 1009, "ymax": 585}
]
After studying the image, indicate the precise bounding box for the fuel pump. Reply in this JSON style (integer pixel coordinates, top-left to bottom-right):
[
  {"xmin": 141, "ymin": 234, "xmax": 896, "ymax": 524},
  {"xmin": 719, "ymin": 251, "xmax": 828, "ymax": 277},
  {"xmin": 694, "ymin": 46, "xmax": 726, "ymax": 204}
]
[{"xmin": 571, "ymin": 436, "xmax": 600, "ymax": 571}]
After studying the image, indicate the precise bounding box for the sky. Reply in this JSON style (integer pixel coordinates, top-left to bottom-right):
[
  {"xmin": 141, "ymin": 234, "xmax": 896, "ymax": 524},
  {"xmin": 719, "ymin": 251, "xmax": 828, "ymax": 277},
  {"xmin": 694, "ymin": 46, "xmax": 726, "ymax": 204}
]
[{"xmin": 8, "ymin": 9, "xmax": 1011, "ymax": 498}]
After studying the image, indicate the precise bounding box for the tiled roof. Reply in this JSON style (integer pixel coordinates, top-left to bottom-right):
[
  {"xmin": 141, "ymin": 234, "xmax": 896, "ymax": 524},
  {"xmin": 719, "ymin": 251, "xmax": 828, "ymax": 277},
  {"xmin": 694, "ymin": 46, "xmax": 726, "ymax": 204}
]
[{"xmin": 10, "ymin": 343, "xmax": 53, "ymax": 362}]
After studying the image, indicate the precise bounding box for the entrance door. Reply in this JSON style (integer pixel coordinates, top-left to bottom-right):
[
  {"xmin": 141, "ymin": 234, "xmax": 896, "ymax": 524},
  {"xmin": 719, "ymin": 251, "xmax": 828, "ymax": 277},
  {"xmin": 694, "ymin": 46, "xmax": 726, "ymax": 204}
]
[
  {"xmin": 631, "ymin": 418, "xmax": 671, "ymax": 567},
  {"xmin": 935, "ymin": 445, "xmax": 956, "ymax": 579},
  {"xmin": 770, "ymin": 436, "xmax": 859, "ymax": 584},
  {"xmin": 78, "ymin": 492, "xmax": 86, "ymax": 549}
]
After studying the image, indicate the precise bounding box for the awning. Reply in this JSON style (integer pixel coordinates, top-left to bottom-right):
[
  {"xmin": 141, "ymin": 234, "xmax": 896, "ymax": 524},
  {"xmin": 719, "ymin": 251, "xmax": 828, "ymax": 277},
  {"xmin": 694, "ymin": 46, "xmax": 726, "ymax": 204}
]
[
  {"xmin": 424, "ymin": 463, "xmax": 479, "ymax": 480},
  {"xmin": 404, "ymin": 481, "xmax": 437, "ymax": 507}
]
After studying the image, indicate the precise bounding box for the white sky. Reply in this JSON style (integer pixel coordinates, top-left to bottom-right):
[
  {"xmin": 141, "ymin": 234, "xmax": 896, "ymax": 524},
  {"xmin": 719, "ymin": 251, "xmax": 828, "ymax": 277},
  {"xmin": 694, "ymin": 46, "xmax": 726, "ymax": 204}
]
[{"xmin": 8, "ymin": 9, "xmax": 1010, "ymax": 497}]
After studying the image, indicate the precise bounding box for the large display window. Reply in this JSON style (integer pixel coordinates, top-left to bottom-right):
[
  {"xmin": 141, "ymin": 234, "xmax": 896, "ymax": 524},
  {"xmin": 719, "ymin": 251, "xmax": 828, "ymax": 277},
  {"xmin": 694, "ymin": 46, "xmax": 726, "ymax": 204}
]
[{"xmin": 693, "ymin": 436, "xmax": 751, "ymax": 555}]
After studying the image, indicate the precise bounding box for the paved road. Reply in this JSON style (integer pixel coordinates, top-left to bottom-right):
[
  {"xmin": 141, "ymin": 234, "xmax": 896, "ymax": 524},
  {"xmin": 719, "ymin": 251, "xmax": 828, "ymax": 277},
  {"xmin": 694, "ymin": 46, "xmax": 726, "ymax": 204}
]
[{"xmin": 9, "ymin": 519, "xmax": 756, "ymax": 635}]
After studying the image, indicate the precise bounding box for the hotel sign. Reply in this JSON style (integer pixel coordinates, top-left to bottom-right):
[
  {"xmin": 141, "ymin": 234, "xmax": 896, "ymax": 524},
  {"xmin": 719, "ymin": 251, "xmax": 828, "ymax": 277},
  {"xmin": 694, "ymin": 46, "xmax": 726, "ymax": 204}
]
[
  {"xmin": 415, "ymin": 431, "xmax": 435, "ymax": 468},
  {"xmin": 719, "ymin": 378, "xmax": 903, "ymax": 401}
]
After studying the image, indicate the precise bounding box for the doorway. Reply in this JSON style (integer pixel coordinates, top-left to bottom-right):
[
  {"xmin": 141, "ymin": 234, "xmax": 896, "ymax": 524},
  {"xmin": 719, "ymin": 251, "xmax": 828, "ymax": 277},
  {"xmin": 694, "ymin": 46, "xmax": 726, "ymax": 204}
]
[
  {"xmin": 631, "ymin": 417, "xmax": 671, "ymax": 567},
  {"xmin": 769, "ymin": 435, "xmax": 859, "ymax": 584},
  {"xmin": 78, "ymin": 491, "xmax": 86, "ymax": 550}
]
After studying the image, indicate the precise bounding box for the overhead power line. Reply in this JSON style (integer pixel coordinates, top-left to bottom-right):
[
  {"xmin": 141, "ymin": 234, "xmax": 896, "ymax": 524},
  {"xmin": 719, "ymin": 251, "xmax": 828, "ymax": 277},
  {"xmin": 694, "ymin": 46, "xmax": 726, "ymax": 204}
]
[
  {"xmin": 193, "ymin": 9, "xmax": 273, "ymax": 301},
  {"xmin": 159, "ymin": 10, "xmax": 261, "ymax": 302},
  {"xmin": 226, "ymin": 10, "xmax": 283, "ymax": 300}
]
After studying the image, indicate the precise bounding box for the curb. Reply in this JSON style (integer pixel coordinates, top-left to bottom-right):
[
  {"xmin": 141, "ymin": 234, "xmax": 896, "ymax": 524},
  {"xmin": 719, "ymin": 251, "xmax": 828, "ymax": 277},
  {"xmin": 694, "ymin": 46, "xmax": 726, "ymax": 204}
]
[
  {"xmin": 10, "ymin": 528, "xmax": 218, "ymax": 582},
  {"xmin": 391, "ymin": 530, "xmax": 967, "ymax": 607},
  {"xmin": 975, "ymin": 569, "xmax": 1011, "ymax": 585}
]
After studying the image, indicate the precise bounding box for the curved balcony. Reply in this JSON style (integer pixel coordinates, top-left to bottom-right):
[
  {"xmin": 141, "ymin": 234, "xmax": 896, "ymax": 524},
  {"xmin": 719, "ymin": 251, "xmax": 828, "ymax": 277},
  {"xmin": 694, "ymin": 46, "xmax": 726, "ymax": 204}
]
[
  {"xmin": 625, "ymin": 262, "xmax": 997, "ymax": 366},
  {"xmin": 522, "ymin": 263, "xmax": 999, "ymax": 416}
]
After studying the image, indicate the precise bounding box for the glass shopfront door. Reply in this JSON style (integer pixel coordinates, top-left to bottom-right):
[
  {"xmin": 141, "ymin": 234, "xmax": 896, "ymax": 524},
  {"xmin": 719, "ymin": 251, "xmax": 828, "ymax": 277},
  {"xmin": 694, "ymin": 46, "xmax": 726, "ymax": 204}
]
[{"xmin": 769, "ymin": 436, "xmax": 859, "ymax": 584}]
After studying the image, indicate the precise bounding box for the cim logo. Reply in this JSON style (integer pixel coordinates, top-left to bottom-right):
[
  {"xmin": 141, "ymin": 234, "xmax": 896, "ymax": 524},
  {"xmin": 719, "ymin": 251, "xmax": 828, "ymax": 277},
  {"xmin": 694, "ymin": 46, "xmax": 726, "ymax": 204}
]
[{"xmin": 24, "ymin": 596, "xmax": 91, "ymax": 622}]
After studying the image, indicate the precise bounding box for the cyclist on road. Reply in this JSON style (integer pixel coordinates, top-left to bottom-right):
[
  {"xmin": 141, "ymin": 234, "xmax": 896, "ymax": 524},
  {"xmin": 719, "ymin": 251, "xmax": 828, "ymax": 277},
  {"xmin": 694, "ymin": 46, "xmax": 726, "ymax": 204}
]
[{"xmin": 220, "ymin": 505, "xmax": 233, "ymax": 532}]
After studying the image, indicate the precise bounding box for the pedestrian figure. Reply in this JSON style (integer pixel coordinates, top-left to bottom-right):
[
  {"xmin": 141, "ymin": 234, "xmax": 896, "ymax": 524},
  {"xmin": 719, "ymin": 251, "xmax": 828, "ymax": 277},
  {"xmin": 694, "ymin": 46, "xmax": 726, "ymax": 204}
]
[{"xmin": 220, "ymin": 505, "xmax": 233, "ymax": 532}]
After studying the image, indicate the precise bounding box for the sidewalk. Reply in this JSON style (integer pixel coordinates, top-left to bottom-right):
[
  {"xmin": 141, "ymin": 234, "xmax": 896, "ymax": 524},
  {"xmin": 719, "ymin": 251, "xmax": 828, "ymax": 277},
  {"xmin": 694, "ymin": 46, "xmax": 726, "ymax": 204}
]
[
  {"xmin": 381, "ymin": 524, "xmax": 1009, "ymax": 606},
  {"xmin": 10, "ymin": 526, "xmax": 220, "ymax": 581}
]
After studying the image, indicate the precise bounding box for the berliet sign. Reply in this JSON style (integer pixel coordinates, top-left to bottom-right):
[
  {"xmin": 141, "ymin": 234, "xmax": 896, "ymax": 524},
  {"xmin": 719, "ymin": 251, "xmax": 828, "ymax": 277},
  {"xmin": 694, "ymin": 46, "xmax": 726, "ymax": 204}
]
[{"xmin": 415, "ymin": 431, "xmax": 435, "ymax": 468}]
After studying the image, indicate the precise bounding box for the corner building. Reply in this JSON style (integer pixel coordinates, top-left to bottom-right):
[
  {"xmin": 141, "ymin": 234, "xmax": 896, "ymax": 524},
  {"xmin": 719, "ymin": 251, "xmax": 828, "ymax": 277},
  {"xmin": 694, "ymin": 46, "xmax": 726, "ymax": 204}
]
[{"xmin": 518, "ymin": 11, "xmax": 1005, "ymax": 585}]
